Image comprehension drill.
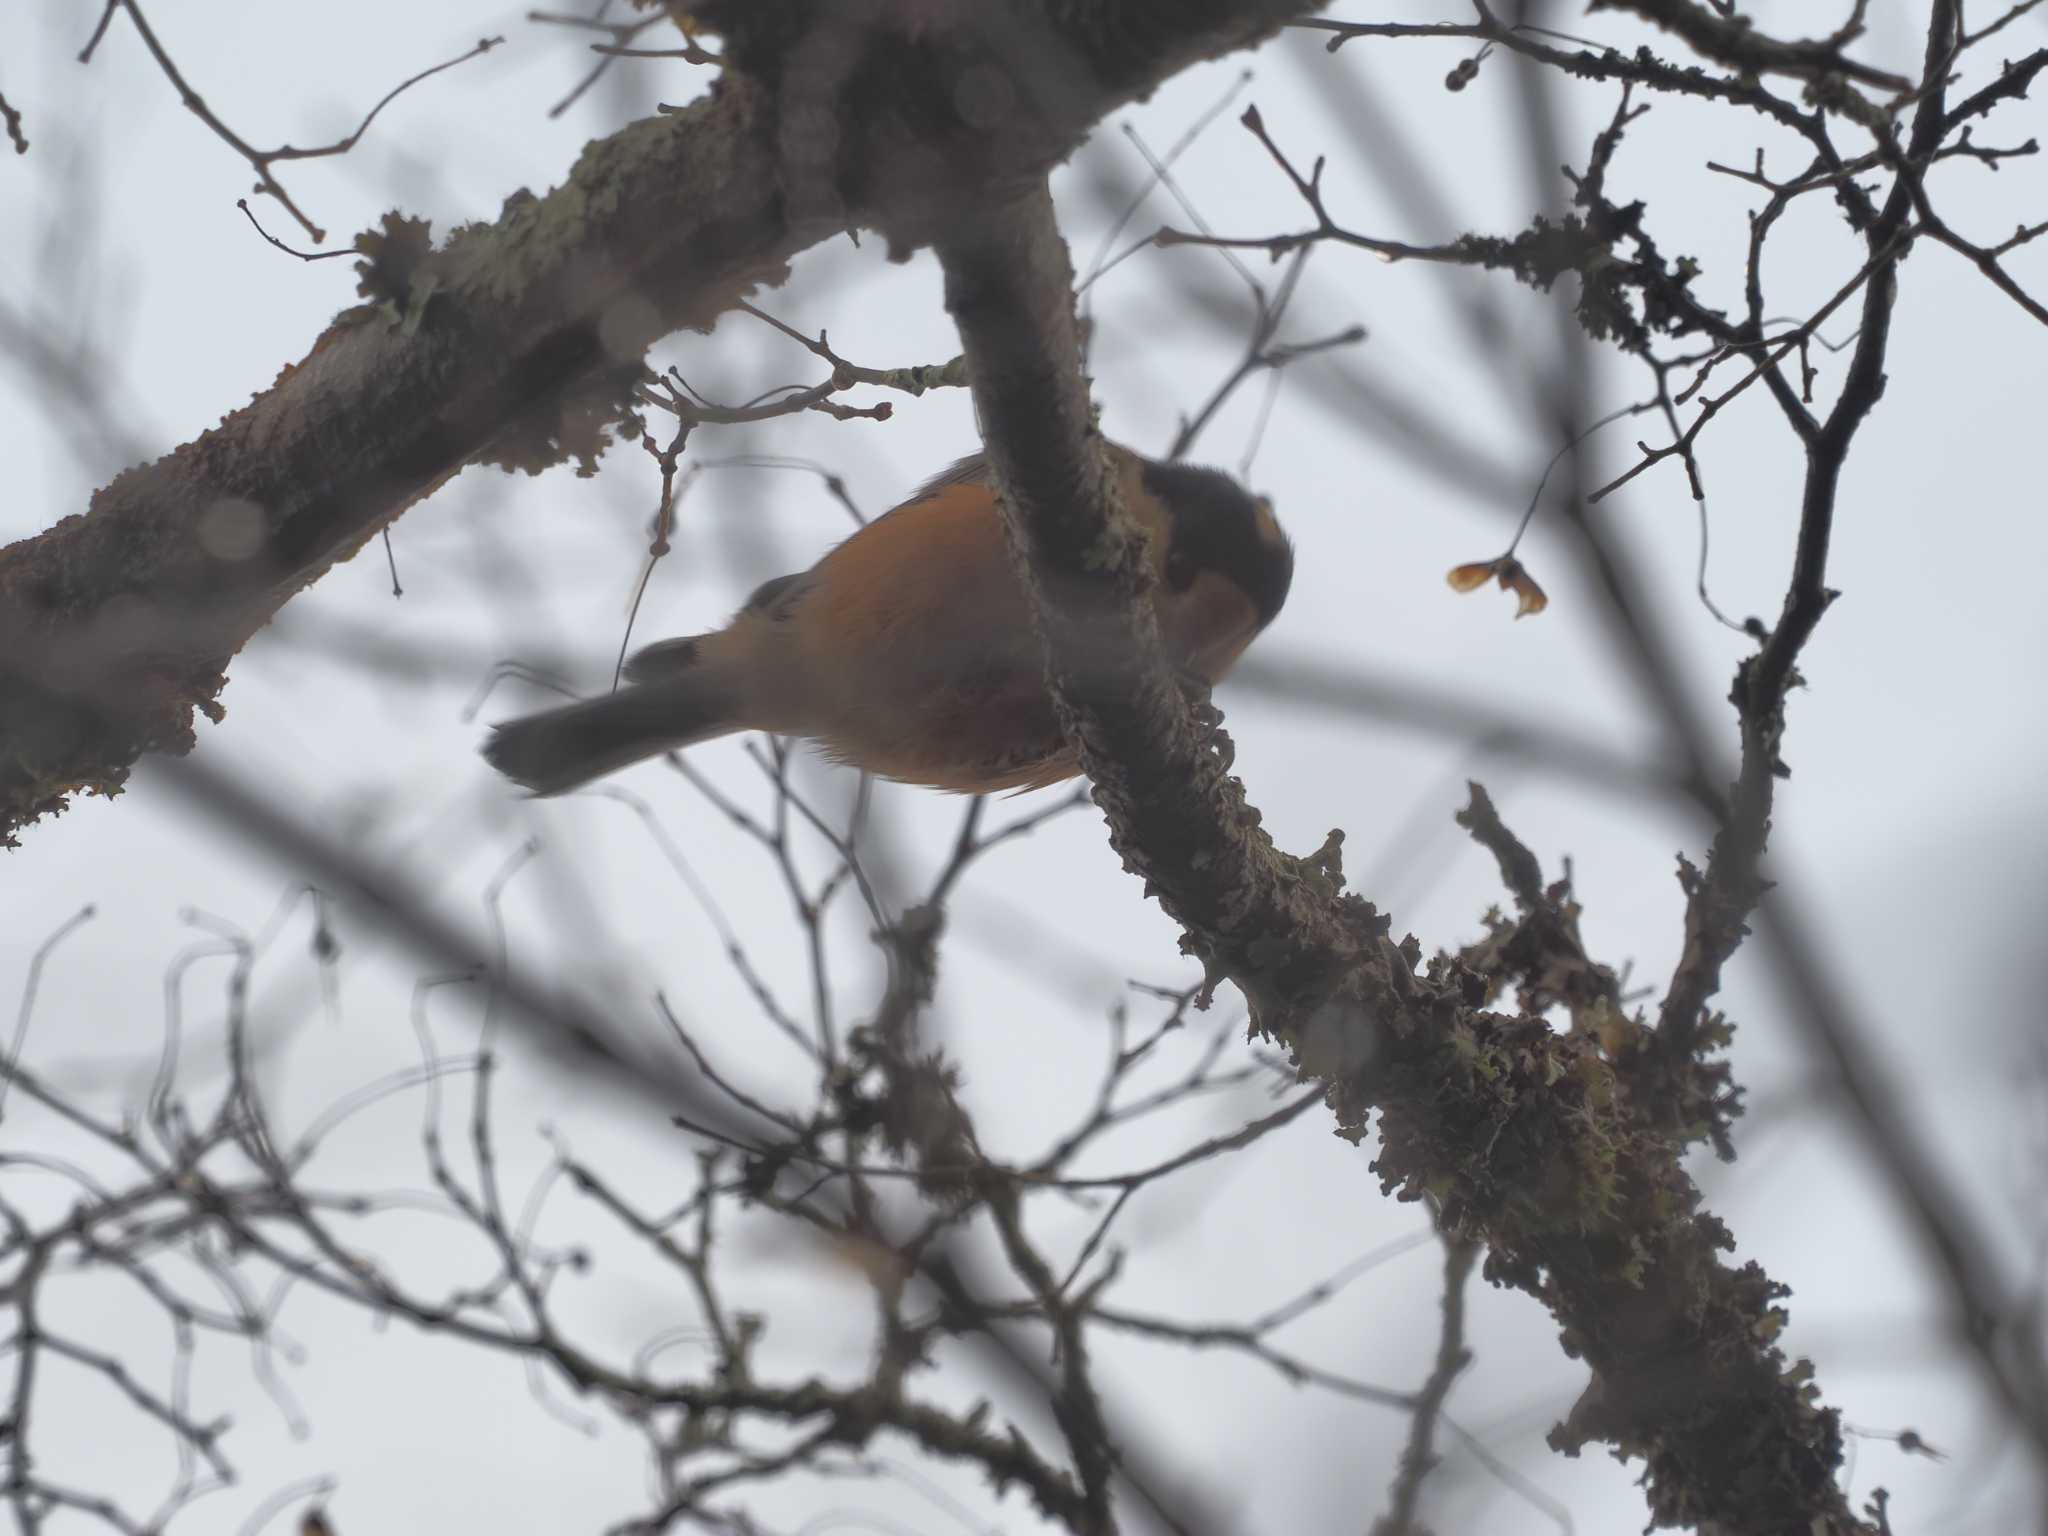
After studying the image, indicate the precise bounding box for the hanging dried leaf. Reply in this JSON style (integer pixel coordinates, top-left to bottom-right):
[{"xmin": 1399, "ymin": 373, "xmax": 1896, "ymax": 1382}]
[
  {"xmin": 1445, "ymin": 555, "xmax": 1549, "ymax": 618},
  {"xmin": 1501, "ymin": 558, "xmax": 1549, "ymax": 617},
  {"xmin": 1446, "ymin": 560, "xmax": 1499, "ymax": 593}
]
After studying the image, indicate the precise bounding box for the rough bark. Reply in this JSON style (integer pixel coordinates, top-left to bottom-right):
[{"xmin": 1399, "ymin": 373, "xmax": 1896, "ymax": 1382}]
[
  {"xmin": 0, "ymin": 0, "xmax": 1323, "ymax": 845},
  {"xmin": 938, "ymin": 188, "xmax": 1863, "ymax": 1536}
]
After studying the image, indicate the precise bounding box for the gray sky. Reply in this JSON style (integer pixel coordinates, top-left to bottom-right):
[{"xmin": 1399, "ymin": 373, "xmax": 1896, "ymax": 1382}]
[{"xmin": 4, "ymin": 2, "xmax": 2046, "ymax": 1533}]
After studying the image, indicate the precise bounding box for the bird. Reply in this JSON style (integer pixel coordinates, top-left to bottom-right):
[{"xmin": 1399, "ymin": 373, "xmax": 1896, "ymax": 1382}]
[{"xmin": 482, "ymin": 443, "xmax": 1293, "ymax": 797}]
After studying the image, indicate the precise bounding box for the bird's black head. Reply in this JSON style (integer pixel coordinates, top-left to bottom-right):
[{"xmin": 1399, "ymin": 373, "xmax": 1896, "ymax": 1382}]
[{"xmin": 1141, "ymin": 458, "xmax": 1294, "ymax": 630}]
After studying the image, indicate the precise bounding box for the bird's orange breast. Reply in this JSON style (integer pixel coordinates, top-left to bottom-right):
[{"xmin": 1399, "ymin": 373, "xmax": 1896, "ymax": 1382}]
[{"xmin": 780, "ymin": 481, "xmax": 1073, "ymax": 792}]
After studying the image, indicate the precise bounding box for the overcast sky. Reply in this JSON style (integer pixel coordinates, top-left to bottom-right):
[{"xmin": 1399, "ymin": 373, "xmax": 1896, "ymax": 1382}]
[{"xmin": 4, "ymin": 3, "xmax": 2047, "ymax": 1533}]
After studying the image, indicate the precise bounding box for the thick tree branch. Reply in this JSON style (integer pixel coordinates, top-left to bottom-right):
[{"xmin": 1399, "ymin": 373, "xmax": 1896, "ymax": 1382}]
[
  {"xmin": 935, "ymin": 184, "xmax": 1868, "ymax": 1535},
  {"xmin": 935, "ymin": 186, "xmax": 1376, "ymax": 1023},
  {"xmin": 0, "ymin": 0, "xmax": 1326, "ymax": 846}
]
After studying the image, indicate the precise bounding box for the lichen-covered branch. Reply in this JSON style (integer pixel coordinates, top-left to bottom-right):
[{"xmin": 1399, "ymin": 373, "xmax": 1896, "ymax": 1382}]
[
  {"xmin": 936, "ymin": 186, "xmax": 1866, "ymax": 1534},
  {"xmin": 0, "ymin": 0, "xmax": 1326, "ymax": 846},
  {"xmin": 936, "ymin": 187, "xmax": 1379, "ymax": 1025}
]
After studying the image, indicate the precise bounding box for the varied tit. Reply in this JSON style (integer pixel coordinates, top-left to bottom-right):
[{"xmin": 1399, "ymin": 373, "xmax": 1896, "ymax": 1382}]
[{"xmin": 482, "ymin": 444, "xmax": 1293, "ymax": 797}]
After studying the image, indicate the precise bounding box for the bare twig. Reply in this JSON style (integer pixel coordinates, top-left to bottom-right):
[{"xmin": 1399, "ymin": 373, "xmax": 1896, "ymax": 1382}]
[
  {"xmin": 0, "ymin": 87, "xmax": 26, "ymax": 154},
  {"xmin": 80, "ymin": 3, "xmax": 501, "ymax": 241},
  {"xmin": 1373, "ymin": 1232, "xmax": 1479, "ymax": 1536}
]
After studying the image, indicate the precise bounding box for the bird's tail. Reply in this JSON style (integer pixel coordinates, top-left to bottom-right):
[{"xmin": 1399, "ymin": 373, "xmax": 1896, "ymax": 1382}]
[{"xmin": 483, "ymin": 644, "xmax": 743, "ymax": 796}]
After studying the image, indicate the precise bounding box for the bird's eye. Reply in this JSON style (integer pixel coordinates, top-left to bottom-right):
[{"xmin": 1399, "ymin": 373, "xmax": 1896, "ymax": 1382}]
[{"xmin": 1164, "ymin": 549, "xmax": 1197, "ymax": 591}]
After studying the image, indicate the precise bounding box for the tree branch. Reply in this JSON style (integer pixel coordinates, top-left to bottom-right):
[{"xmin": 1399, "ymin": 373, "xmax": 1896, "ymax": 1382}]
[
  {"xmin": 935, "ymin": 183, "xmax": 1868, "ymax": 1535},
  {"xmin": 1589, "ymin": 0, "xmax": 1911, "ymax": 91},
  {"xmin": 0, "ymin": 0, "xmax": 1327, "ymax": 847},
  {"xmin": 1372, "ymin": 1232, "xmax": 1478, "ymax": 1536}
]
